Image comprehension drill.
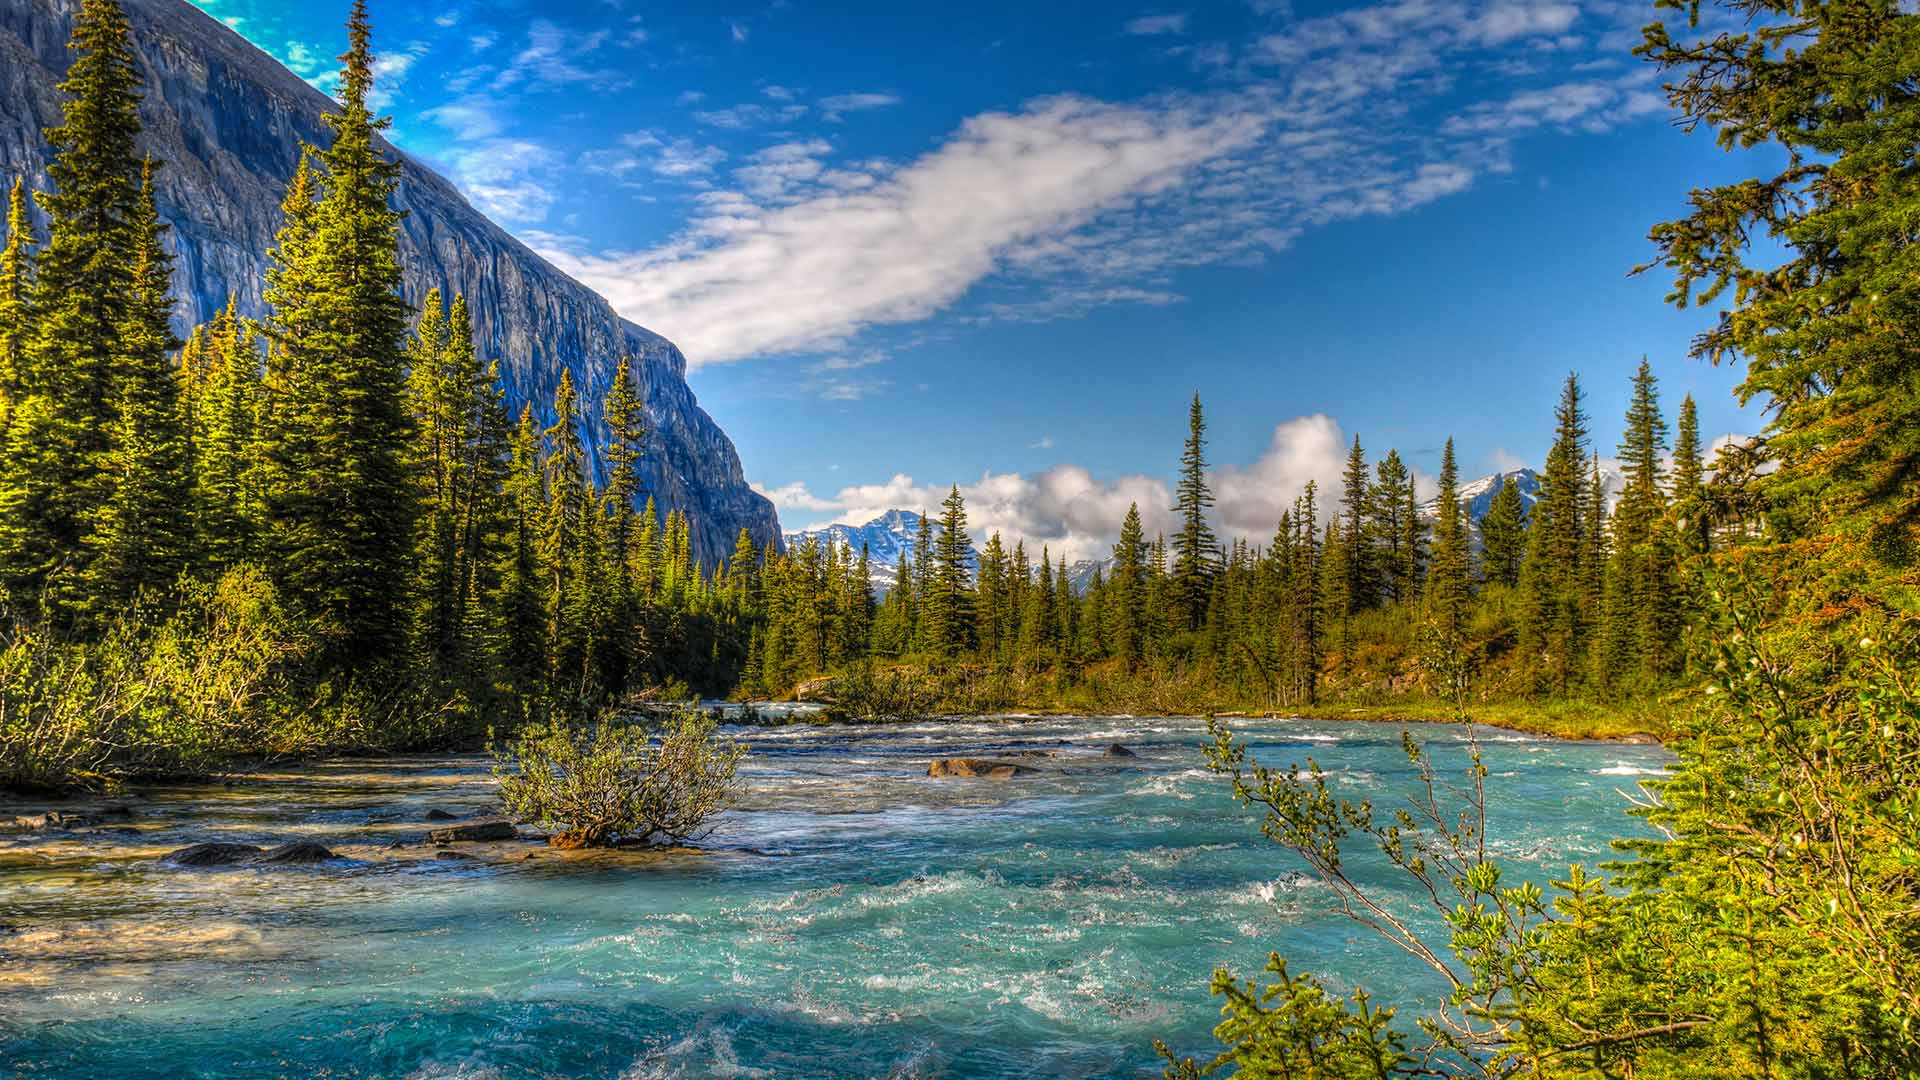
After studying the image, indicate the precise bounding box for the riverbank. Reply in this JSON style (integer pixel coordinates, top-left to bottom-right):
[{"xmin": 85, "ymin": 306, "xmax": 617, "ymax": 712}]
[{"xmin": 772, "ymin": 670, "xmax": 1676, "ymax": 743}]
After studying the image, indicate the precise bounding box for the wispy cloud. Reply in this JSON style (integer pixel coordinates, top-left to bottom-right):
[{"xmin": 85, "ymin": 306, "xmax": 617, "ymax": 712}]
[
  {"xmin": 527, "ymin": 0, "xmax": 1663, "ymax": 367},
  {"xmin": 1124, "ymin": 13, "xmax": 1190, "ymax": 36},
  {"xmin": 537, "ymin": 95, "xmax": 1262, "ymax": 364}
]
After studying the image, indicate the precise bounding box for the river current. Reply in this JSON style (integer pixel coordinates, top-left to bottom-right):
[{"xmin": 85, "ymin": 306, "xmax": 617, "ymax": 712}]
[{"xmin": 0, "ymin": 714, "xmax": 1668, "ymax": 1078}]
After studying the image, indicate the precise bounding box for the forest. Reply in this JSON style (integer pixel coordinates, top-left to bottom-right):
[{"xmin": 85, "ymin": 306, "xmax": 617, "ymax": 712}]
[{"xmin": 0, "ymin": 0, "xmax": 1916, "ymax": 1075}]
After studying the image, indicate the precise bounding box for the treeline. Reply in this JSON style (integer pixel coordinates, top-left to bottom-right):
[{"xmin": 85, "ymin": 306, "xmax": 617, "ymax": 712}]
[
  {"xmin": 745, "ymin": 369, "xmax": 1732, "ymax": 714},
  {"xmin": 0, "ymin": 0, "xmax": 753, "ymax": 787}
]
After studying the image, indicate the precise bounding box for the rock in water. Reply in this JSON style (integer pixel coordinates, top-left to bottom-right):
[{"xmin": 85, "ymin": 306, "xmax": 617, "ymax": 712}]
[
  {"xmin": 0, "ymin": 0, "xmax": 779, "ymax": 567},
  {"xmin": 927, "ymin": 758, "xmax": 1037, "ymax": 780},
  {"xmin": 428, "ymin": 820, "xmax": 518, "ymax": 843},
  {"xmin": 253, "ymin": 841, "xmax": 337, "ymax": 865},
  {"xmin": 162, "ymin": 843, "xmax": 262, "ymax": 867},
  {"xmin": 1103, "ymin": 744, "xmax": 1138, "ymax": 758},
  {"xmin": 423, "ymin": 809, "xmax": 458, "ymax": 822}
]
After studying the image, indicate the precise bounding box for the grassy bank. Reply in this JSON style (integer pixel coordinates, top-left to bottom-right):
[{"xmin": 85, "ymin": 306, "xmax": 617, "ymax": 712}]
[{"xmin": 780, "ymin": 663, "xmax": 1677, "ymax": 742}]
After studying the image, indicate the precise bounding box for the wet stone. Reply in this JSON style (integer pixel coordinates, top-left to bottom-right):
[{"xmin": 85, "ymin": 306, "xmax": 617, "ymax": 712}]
[
  {"xmin": 162, "ymin": 842, "xmax": 263, "ymax": 867},
  {"xmin": 927, "ymin": 758, "xmax": 1038, "ymax": 780},
  {"xmin": 427, "ymin": 819, "xmax": 517, "ymax": 843},
  {"xmin": 253, "ymin": 841, "xmax": 338, "ymax": 865}
]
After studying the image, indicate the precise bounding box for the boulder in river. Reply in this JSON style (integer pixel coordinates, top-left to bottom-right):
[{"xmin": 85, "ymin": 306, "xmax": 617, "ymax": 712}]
[
  {"xmin": 163, "ymin": 842, "xmax": 263, "ymax": 867},
  {"xmin": 1103, "ymin": 744, "xmax": 1139, "ymax": 758},
  {"xmin": 253, "ymin": 841, "xmax": 338, "ymax": 865},
  {"xmin": 428, "ymin": 819, "xmax": 518, "ymax": 843},
  {"xmin": 434, "ymin": 850, "xmax": 476, "ymax": 861},
  {"xmin": 423, "ymin": 809, "xmax": 458, "ymax": 822},
  {"xmin": 927, "ymin": 758, "xmax": 1037, "ymax": 780}
]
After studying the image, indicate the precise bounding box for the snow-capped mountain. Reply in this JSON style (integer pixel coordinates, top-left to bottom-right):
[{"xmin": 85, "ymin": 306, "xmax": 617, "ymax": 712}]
[{"xmin": 1419, "ymin": 467, "xmax": 1623, "ymax": 546}]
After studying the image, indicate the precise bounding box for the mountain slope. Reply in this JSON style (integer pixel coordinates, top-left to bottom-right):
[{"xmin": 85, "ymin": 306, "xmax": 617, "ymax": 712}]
[{"xmin": 0, "ymin": 0, "xmax": 778, "ymax": 566}]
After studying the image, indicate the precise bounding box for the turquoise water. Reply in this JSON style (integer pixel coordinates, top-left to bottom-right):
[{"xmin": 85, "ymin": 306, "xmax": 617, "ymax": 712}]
[{"xmin": 0, "ymin": 715, "xmax": 1668, "ymax": 1078}]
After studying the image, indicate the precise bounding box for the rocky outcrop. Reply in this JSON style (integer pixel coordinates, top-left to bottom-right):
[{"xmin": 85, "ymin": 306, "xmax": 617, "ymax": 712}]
[
  {"xmin": 427, "ymin": 819, "xmax": 517, "ymax": 843},
  {"xmin": 927, "ymin": 758, "xmax": 1037, "ymax": 780},
  {"xmin": 0, "ymin": 0, "xmax": 780, "ymax": 567},
  {"xmin": 161, "ymin": 842, "xmax": 261, "ymax": 867}
]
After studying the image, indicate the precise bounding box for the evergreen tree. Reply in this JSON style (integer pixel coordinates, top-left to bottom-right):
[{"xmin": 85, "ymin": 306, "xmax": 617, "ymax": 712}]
[
  {"xmin": 1371, "ymin": 449, "xmax": 1417, "ymax": 604},
  {"xmin": 77, "ymin": 160, "xmax": 192, "ymax": 618},
  {"xmin": 190, "ymin": 300, "xmax": 261, "ymax": 571},
  {"xmin": 1171, "ymin": 393, "xmax": 1218, "ymax": 630},
  {"xmin": 909, "ymin": 510, "xmax": 933, "ymax": 652},
  {"xmin": 1479, "ymin": 474, "xmax": 1527, "ymax": 588},
  {"xmin": 929, "ymin": 485, "xmax": 974, "ymax": 657},
  {"xmin": 1318, "ymin": 516, "xmax": 1352, "ymax": 671},
  {"xmin": 1519, "ymin": 375, "xmax": 1590, "ymax": 694},
  {"xmin": 1643, "ymin": 1, "xmax": 1920, "ymax": 562},
  {"xmin": 1339, "ymin": 435, "xmax": 1377, "ymax": 612},
  {"xmin": 1426, "ymin": 438, "xmax": 1471, "ymax": 641},
  {"xmin": 1111, "ymin": 503, "xmax": 1149, "ymax": 667},
  {"xmin": 0, "ymin": 179, "xmax": 36, "ymax": 433},
  {"xmin": 1, "ymin": 0, "xmax": 146, "ymax": 619},
  {"xmin": 1672, "ymin": 393, "xmax": 1709, "ymax": 554},
  {"xmin": 258, "ymin": 2, "xmax": 417, "ymax": 668}
]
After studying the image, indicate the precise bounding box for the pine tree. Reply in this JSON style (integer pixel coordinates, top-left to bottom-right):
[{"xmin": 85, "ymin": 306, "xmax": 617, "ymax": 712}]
[
  {"xmin": 929, "ymin": 485, "xmax": 974, "ymax": 656},
  {"xmin": 1372, "ymin": 449, "xmax": 1418, "ymax": 604},
  {"xmin": 1318, "ymin": 516, "xmax": 1352, "ymax": 671},
  {"xmin": 77, "ymin": 160, "xmax": 192, "ymax": 618},
  {"xmin": 1519, "ymin": 374, "xmax": 1590, "ymax": 694},
  {"xmin": 602, "ymin": 357, "xmax": 646, "ymax": 565},
  {"xmin": 1427, "ymin": 438, "xmax": 1471, "ymax": 641},
  {"xmin": 191, "ymin": 299, "xmax": 262, "ymax": 571},
  {"xmin": 1479, "ymin": 475, "xmax": 1527, "ymax": 588},
  {"xmin": 1111, "ymin": 502, "xmax": 1149, "ymax": 667},
  {"xmin": 1340, "ymin": 435, "xmax": 1377, "ymax": 612},
  {"xmin": 498, "ymin": 405, "xmax": 547, "ymax": 709},
  {"xmin": 909, "ymin": 510, "xmax": 934, "ymax": 652},
  {"xmin": 258, "ymin": 3, "xmax": 418, "ymax": 668},
  {"xmin": 1171, "ymin": 393, "xmax": 1218, "ymax": 630},
  {"xmin": 1671, "ymin": 393, "xmax": 1708, "ymax": 554},
  {"xmin": 1, "ymin": 0, "xmax": 147, "ymax": 619},
  {"xmin": 1644, "ymin": 2, "xmax": 1920, "ymax": 561},
  {"xmin": 0, "ymin": 179, "xmax": 36, "ymax": 433}
]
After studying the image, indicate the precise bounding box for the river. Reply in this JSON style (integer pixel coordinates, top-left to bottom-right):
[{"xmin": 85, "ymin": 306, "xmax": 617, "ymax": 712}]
[{"xmin": 0, "ymin": 714, "xmax": 1669, "ymax": 1078}]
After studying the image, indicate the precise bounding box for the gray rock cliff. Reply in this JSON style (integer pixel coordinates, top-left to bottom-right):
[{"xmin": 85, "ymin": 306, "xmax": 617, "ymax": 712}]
[{"xmin": 0, "ymin": 0, "xmax": 780, "ymax": 567}]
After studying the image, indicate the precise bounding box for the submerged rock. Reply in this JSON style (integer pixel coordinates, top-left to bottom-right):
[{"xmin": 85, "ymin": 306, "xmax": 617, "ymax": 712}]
[
  {"xmin": 423, "ymin": 809, "xmax": 458, "ymax": 822},
  {"xmin": 427, "ymin": 819, "xmax": 517, "ymax": 843},
  {"xmin": 927, "ymin": 758, "xmax": 1037, "ymax": 780},
  {"xmin": 434, "ymin": 850, "xmax": 476, "ymax": 861},
  {"xmin": 1103, "ymin": 744, "xmax": 1139, "ymax": 758},
  {"xmin": 162, "ymin": 842, "xmax": 263, "ymax": 867},
  {"xmin": 253, "ymin": 841, "xmax": 338, "ymax": 865}
]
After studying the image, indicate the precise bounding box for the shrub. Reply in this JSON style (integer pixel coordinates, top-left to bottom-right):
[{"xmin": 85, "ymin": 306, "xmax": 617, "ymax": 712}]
[
  {"xmin": 493, "ymin": 712, "xmax": 745, "ymax": 848},
  {"xmin": 0, "ymin": 566, "xmax": 306, "ymax": 790}
]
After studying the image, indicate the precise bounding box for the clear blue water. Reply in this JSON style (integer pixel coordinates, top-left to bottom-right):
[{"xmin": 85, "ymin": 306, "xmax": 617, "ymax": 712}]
[{"xmin": 0, "ymin": 715, "xmax": 1668, "ymax": 1079}]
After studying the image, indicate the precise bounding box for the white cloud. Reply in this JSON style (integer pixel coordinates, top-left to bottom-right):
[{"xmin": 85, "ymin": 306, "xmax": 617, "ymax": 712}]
[
  {"xmin": 535, "ymin": 95, "xmax": 1263, "ymax": 365},
  {"xmin": 1124, "ymin": 13, "xmax": 1190, "ymax": 36},
  {"xmin": 818, "ymin": 92, "xmax": 904, "ymax": 121},
  {"xmin": 493, "ymin": 20, "xmax": 626, "ymax": 94},
  {"xmin": 774, "ymin": 414, "xmax": 1365, "ymax": 563}
]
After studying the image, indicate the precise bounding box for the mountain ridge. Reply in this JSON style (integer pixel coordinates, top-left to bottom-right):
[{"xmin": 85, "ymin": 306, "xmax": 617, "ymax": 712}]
[{"xmin": 0, "ymin": 0, "xmax": 779, "ymax": 567}]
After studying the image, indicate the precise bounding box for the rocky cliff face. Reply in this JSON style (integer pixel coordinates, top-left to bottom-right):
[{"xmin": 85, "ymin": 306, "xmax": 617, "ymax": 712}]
[{"xmin": 0, "ymin": 0, "xmax": 779, "ymax": 567}]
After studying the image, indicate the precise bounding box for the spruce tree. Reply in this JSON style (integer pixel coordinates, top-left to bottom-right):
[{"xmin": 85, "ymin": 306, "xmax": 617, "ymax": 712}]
[
  {"xmin": 191, "ymin": 300, "xmax": 262, "ymax": 571},
  {"xmin": 929, "ymin": 485, "xmax": 974, "ymax": 656},
  {"xmin": 2, "ymin": 0, "xmax": 147, "ymax": 619},
  {"xmin": 1427, "ymin": 438, "xmax": 1471, "ymax": 641},
  {"xmin": 0, "ymin": 179, "xmax": 36, "ymax": 433},
  {"xmin": 258, "ymin": 3, "xmax": 418, "ymax": 668},
  {"xmin": 1340, "ymin": 435, "xmax": 1377, "ymax": 612},
  {"xmin": 1519, "ymin": 374, "xmax": 1590, "ymax": 694},
  {"xmin": 1111, "ymin": 503, "xmax": 1149, "ymax": 667},
  {"xmin": 1479, "ymin": 475, "xmax": 1527, "ymax": 588},
  {"xmin": 1672, "ymin": 393, "xmax": 1709, "ymax": 554},
  {"xmin": 78, "ymin": 161, "xmax": 192, "ymax": 618},
  {"xmin": 1171, "ymin": 393, "xmax": 1218, "ymax": 630},
  {"xmin": 1643, "ymin": 1, "xmax": 1920, "ymax": 561}
]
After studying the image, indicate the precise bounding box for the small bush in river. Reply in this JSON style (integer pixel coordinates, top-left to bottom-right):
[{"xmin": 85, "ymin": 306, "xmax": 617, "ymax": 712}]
[{"xmin": 492, "ymin": 713, "xmax": 745, "ymax": 848}]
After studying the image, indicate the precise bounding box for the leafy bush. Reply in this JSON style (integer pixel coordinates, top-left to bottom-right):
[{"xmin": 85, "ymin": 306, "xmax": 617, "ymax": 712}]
[
  {"xmin": 493, "ymin": 712, "xmax": 745, "ymax": 848},
  {"xmin": 0, "ymin": 567, "xmax": 306, "ymax": 789}
]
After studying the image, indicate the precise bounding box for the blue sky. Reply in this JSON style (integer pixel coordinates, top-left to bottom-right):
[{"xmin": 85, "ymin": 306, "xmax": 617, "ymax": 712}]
[{"xmin": 192, "ymin": 0, "xmax": 1769, "ymax": 560}]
